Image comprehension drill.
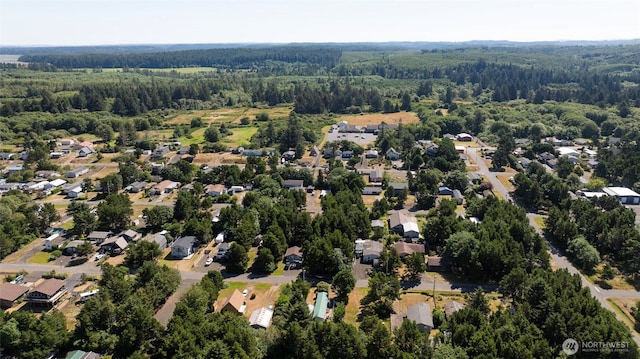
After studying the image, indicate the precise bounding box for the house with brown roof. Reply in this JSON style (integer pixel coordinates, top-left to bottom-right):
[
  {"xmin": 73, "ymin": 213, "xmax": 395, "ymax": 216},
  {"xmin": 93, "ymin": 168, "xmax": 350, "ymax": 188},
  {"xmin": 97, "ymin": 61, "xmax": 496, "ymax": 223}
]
[
  {"xmin": 151, "ymin": 180, "xmax": 178, "ymax": 195},
  {"xmin": 205, "ymin": 184, "xmax": 226, "ymax": 197},
  {"xmin": 284, "ymin": 246, "xmax": 303, "ymax": 265},
  {"xmin": 0, "ymin": 282, "xmax": 30, "ymax": 308},
  {"xmin": 393, "ymin": 242, "xmax": 425, "ymax": 259},
  {"xmin": 218, "ymin": 289, "xmax": 246, "ymax": 314},
  {"xmin": 27, "ymin": 278, "xmax": 66, "ymax": 307}
]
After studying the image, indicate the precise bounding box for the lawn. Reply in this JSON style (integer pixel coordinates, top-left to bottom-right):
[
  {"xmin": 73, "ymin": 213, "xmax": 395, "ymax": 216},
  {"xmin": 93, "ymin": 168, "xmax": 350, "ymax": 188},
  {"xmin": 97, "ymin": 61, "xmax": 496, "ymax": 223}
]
[
  {"xmin": 272, "ymin": 262, "xmax": 285, "ymax": 276},
  {"xmin": 60, "ymin": 220, "xmax": 74, "ymax": 230},
  {"xmin": 345, "ymin": 287, "xmax": 368, "ymax": 325},
  {"xmin": 27, "ymin": 251, "xmax": 52, "ymax": 264},
  {"xmin": 220, "ymin": 127, "xmax": 258, "ymax": 148},
  {"xmin": 218, "ymin": 281, "xmax": 248, "ymax": 299}
]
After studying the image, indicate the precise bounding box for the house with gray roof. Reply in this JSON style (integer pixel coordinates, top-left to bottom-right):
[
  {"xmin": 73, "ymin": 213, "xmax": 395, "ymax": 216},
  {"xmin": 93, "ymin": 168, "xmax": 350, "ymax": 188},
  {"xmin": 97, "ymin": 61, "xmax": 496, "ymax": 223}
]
[{"xmin": 406, "ymin": 302, "xmax": 433, "ymax": 333}]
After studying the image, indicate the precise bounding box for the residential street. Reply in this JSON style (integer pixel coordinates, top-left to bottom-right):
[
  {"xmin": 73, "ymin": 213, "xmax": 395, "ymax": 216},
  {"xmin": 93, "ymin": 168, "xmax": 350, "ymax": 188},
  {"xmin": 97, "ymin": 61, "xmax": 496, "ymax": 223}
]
[{"xmin": 469, "ymin": 146, "xmax": 640, "ymax": 345}]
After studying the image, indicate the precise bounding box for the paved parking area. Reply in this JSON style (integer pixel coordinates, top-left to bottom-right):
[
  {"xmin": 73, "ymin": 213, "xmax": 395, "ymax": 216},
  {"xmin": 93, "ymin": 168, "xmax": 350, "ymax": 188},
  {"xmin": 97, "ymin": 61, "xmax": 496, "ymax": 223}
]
[{"xmin": 325, "ymin": 131, "xmax": 377, "ymax": 146}]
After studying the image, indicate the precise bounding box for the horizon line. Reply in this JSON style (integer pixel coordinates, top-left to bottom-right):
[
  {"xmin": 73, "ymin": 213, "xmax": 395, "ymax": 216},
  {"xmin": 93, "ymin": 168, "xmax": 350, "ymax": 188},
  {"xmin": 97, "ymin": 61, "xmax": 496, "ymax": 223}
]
[{"xmin": 2, "ymin": 38, "xmax": 640, "ymax": 48}]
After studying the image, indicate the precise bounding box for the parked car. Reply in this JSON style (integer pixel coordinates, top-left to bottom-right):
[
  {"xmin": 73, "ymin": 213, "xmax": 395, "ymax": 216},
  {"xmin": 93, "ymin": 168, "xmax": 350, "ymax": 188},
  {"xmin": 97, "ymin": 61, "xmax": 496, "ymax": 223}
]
[{"xmin": 205, "ymin": 258, "xmax": 213, "ymax": 266}]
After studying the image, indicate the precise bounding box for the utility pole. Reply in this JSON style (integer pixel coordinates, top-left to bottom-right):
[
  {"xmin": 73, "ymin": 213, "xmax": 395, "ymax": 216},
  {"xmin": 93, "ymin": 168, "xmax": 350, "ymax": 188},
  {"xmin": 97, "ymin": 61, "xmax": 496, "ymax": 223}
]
[{"xmin": 433, "ymin": 272, "xmax": 436, "ymax": 307}]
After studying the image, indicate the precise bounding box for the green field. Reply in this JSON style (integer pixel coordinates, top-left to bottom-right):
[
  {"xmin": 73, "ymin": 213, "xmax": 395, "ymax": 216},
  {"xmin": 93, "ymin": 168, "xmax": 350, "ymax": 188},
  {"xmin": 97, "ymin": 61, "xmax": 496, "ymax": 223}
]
[{"xmin": 221, "ymin": 127, "xmax": 258, "ymax": 148}]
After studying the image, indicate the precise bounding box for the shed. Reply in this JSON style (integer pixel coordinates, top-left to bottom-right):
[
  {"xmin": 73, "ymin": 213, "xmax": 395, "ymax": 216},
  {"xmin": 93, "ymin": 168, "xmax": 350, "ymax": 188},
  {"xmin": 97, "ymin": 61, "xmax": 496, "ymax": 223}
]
[
  {"xmin": 218, "ymin": 289, "xmax": 246, "ymax": 314},
  {"xmin": 312, "ymin": 291, "xmax": 329, "ymax": 321},
  {"xmin": 148, "ymin": 233, "xmax": 168, "ymax": 251},
  {"xmin": 249, "ymin": 307, "xmax": 274, "ymax": 329},
  {"xmin": 443, "ymin": 300, "xmax": 465, "ymax": 318}
]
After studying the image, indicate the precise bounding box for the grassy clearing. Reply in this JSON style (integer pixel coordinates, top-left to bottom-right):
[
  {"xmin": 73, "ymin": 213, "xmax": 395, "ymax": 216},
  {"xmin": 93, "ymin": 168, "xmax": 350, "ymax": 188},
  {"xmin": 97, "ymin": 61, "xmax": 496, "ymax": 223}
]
[
  {"xmin": 607, "ymin": 298, "xmax": 638, "ymax": 333},
  {"xmin": 218, "ymin": 281, "xmax": 248, "ymax": 299},
  {"xmin": 247, "ymin": 248, "xmax": 258, "ymax": 268},
  {"xmin": 27, "ymin": 251, "xmax": 52, "ymax": 264},
  {"xmin": 345, "ymin": 287, "xmax": 368, "ymax": 325},
  {"xmin": 254, "ymin": 283, "xmax": 272, "ymax": 291},
  {"xmin": 221, "ymin": 127, "xmax": 258, "ymax": 147},
  {"xmin": 533, "ymin": 216, "xmax": 546, "ymax": 230},
  {"xmin": 60, "ymin": 220, "xmax": 74, "ymax": 230},
  {"xmin": 586, "ymin": 263, "xmax": 637, "ymax": 290},
  {"xmin": 272, "ymin": 262, "xmax": 285, "ymax": 276}
]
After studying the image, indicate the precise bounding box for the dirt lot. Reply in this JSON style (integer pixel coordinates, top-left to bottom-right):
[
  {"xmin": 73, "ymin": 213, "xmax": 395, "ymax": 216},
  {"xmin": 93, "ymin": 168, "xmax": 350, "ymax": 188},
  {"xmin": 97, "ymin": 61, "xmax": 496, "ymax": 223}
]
[{"xmin": 337, "ymin": 112, "xmax": 420, "ymax": 126}]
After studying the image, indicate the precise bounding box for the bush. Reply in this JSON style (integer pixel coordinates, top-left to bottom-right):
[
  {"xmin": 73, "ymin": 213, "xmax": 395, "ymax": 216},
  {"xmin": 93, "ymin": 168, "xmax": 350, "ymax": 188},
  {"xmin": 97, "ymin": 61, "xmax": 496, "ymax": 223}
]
[
  {"xmin": 250, "ymin": 293, "xmax": 256, "ymax": 300},
  {"xmin": 49, "ymin": 250, "xmax": 62, "ymax": 261}
]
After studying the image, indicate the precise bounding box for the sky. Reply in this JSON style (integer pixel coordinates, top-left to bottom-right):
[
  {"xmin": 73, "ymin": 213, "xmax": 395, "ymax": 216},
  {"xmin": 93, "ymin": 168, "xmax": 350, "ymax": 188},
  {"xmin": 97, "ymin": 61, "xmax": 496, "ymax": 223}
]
[{"xmin": 1, "ymin": 0, "xmax": 639, "ymax": 46}]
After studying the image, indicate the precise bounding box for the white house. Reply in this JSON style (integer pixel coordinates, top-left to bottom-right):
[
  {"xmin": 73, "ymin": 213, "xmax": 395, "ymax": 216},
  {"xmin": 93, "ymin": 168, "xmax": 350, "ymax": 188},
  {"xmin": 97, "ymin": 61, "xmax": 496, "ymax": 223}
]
[{"xmin": 386, "ymin": 148, "xmax": 400, "ymax": 160}]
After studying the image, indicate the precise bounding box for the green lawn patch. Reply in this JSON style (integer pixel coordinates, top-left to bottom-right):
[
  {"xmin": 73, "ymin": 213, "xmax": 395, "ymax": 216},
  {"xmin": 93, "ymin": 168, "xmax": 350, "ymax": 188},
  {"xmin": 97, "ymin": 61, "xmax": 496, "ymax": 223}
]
[
  {"xmin": 219, "ymin": 281, "xmax": 248, "ymax": 299},
  {"xmin": 27, "ymin": 251, "xmax": 52, "ymax": 264},
  {"xmin": 272, "ymin": 262, "xmax": 285, "ymax": 276},
  {"xmin": 254, "ymin": 283, "xmax": 271, "ymax": 291},
  {"xmin": 221, "ymin": 127, "xmax": 258, "ymax": 148},
  {"xmin": 60, "ymin": 220, "xmax": 74, "ymax": 230}
]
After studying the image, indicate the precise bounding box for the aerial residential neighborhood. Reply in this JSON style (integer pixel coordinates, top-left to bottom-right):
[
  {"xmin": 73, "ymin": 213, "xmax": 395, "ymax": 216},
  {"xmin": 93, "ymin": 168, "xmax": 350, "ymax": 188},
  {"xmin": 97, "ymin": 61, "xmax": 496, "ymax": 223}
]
[{"xmin": 0, "ymin": 40, "xmax": 639, "ymax": 358}]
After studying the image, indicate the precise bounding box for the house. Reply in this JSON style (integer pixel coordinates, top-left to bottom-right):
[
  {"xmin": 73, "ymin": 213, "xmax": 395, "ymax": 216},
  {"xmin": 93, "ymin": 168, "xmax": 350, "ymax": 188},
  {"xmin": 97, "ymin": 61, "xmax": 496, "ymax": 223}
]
[
  {"xmin": 365, "ymin": 149, "xmax": 379, "ymax": 158},
  {"xmin": 27, "ymin": 278, "xmax": 67, "ymax": 307},
  {"xmin": 284, "ymin": 246, "xmax": 303, "ymax": 265},
  {"xmin": 181, "ymin": 183, "xmax": 195, "ymax": 192},
  {"xmin": 406, "ymin": 302, "xmax": 433, "ymax": 332},
  {"xmin": 100, "ymin": 237, "xmax": 129, "ymax": 255},
  {"xmin": 546, "ymin": 158, "xmax": 558, "ymax": 168},
  {"xmin": 218, "ymin": 289, "xmax": 246, "ymax": 314},
  {"xmin": 0, "ymin": 282, "xmax": 29, "ymax": 308},
  {"xmin": 148, "ymin": 233, "xmax": 168, "ymax": 251},
  {"xmin": 152, "ymin": 146, "xmax": 170, "ymax": 159},
  {"xmin": 341, "ymin": 150, "xmax": 354, "ymax": 159},
  {"xmin": 36, "ymin": 170, "xmax": 61, "ymax": 179},
  {"xmin": 283, "ymin": 179, "xmax": 304, "ymax": 190},
  {"xmin": 443, "ymin": 301, "xmax": 465, "ymax": 318},
  {"xmin": 151, "ymin": 163, "xmax": 164, "ymax": 175},
  {"xmin": 177, "ymin": 147, "xmax": 190, "ymax": 155},
  {"xmin": 309, "ymin": 146, "xmax": 320, "ymax": 157},
  {"xmin": 50, "ymin": 152, "xmax": 65, "ymax": 159},
  {"xmin": 151, "ymin": 180, "xmax": 178, "ymax": 195},
  {"xmin": 456, "ymin": 133, "xmax": 473, "ymax": 142},
  {"xmin": 342, "ymin": 124, "xmax": 361, "ymax": 133},
  {"xmin": 455, "ymin": 145, "xmax": 466, "ymax": 154},
  {"xmin": 282, "ymin": 150, "xmax": 297, "ymax": 161},
  {"xmin": 365, "ymin": 124, "xmax": 379, "ymax": 134},
  {"xmin": 8, "ymin": 165, "xmax": 23, "ymax": 173},
  {"xmin": 120, "ymin": 229, "xmax": 141, "ymax": 242},
  {"xmin": 229, "ymin": 185, "xmax": 244, "ymax": 194},
  {"xmin": 66, "ymin": 167, "xmax": 89, "ymax": 178},
  {"xmin": 74, "ymin": 140, "xmax": 94, "ymax": 150},
  {"xmin": 323, "ymin": 147, "xmax": 334, "ymax": 159},
  {"xmin": 427, "ymin": 256, "xmax": 446, "ymax": 271},
  {"xmin": 60, "ymin": 138, "xmax": 75, "ymax": 146},
  {"xmin": 538, "ymin": 152, "xmax": 556, "ymax": 164},
  {"xmin": 518, "ymin": 157, "xmax": 532, "ymax": 168},
  {"xmin": 129, "ymin": 181, "xmax": 148, "ymax": 193},
  {"xmin": 312, "ymin": 291, "xmax": 329, "ymax": 321},
  {"xmin": 249, "ymin": 307, "xmax": 274, "ymax": 329},
  {"xmin": 425, "ymin": 143, "xmax": 439, "ymax": 157},
  {"xmin": 78, "ymin": 146, "xmax": 96, "ymax": 157},
  {"xmin": 438, "ymin": 186, "xmax": 454, "ymax": 195},
  {"xmin": 393, "ymin": 242, "xmax": 425, "ymax": 259},
  {"xmin": 205, "ymin": 184, "xmax": 226, "ymax": 197},
  {"xmin": 369, "ymin": 170, "xmax": 383, "ymax": 183},
  {"xmin": 215, "ymin": 231, "xmax": 225, "ymax": 244},
  {"xmin": 389, "ymin": 212, "xmax": 419, "ymax": 238},
  {"xmin": 0, "ymin": 152, "xmax": 15, "ymax": 160},
  {"xmin": 49, "ymin": 178, "xmax": 67, "ymax": 188},
  {"xmin": 65, "ymin": 350, "xmax": 103, "ymax": 359},
  {"xmin": 602, "ymin": 187, "xmax": 640, "ymax": 205},
  {"xmin": 583, "ymin": 149, "xmax": 597, "ymax": 158},
  {"xmin": 63, "ymin": 240, "xmax": 85, "ymax": 255},
  {"xmin": 386, "ymin": 148, "xmax": 400, "ymax": 160},
  {"xmin": 363, "ymin": 186, "xmax": 383, "ymax": 195},
  {"xmin": 452, "ymin": 189, "xmax": 463, "ymax": 205},
  {"xmin": 388, "ymin": 182, "xmax": 409, "ymax": 196},
  {"xmin": 557, "ymin": 147, "xmax": 580, "ymax": 158},
  {"xmin": 67, "ymin": 186, "xmax": 83, "ymax": 198},
  {"xmin": 172, "ymin": 236, "xmax": 197, "ymax": 258},
  {"xmin": 371, "ymin": 219, "xmax": 385, "ymax": 228},
  {"xmin": 44, "ymin": 233, "xmax": 63, "ymax": 251},
  {"xmin": 0, "ymin": 183, "xmax": 20, "ymax": 194},
  {"xmin": 87, "ymin": 231, "xmax": 111, "ymax": 244},
  {"xmin": 361, "ymin": 240, "xmax": 384, "ymax": 264}
]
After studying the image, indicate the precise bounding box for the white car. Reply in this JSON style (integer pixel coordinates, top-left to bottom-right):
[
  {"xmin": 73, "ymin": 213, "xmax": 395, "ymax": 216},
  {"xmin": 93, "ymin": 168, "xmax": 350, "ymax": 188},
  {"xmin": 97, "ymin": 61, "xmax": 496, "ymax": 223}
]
[
  {"xmin": 242, "ymin": 289, "xmax": 249, "ymax": 296},
  {"xmin": 95, "ymin": 254, "xmax": 105, "ymax": 261},
  {"xmin": 205, "ymin": 258, "xmax": 214, "ymax": 266}
]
